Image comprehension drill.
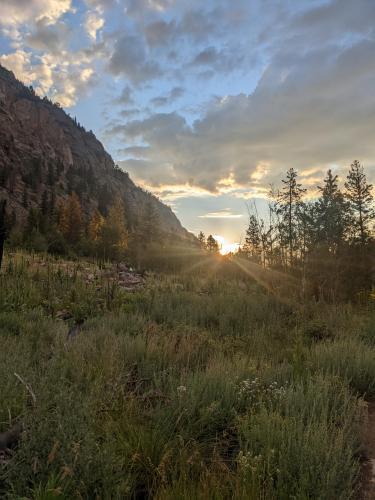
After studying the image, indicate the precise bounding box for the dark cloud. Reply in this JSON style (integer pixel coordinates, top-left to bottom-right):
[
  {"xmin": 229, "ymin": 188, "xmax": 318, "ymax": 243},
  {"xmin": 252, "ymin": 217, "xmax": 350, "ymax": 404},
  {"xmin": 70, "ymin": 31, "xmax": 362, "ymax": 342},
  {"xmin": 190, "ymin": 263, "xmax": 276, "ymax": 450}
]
[
  {"xmin": 293, "ymin": 0, "xmax": 375, "ymax": 37},
  {"xmin": 114, "ymin": 85, "xmax": 134, "ymax": 105},
  {"xmin": 170, "ymin": 86, "xmax": 184, "ymax": 99},
  {"xmin": 179, "ymin": 8, "xmax": 221, "ymax": 42},
  {"xmin": 190, "ymin": 46, "xmax": 244, "ymax": 74},
  {"xmin": 108, "ymin": 34, "xmax": 161, "ymax": 83},
  {"xmin": 143, "ymin": 7, "xmax": 226, "ymax": 48},
  {"xmin": 150, "ymin": 96, "xmax": 168, "ymax": 107},
  {"xmin": 115, "ymin": 112, "xmax": 189, "ymax": 140},
  {"xmin": 144, "ymin": 19, "xmax": 176, "ymax": 47},
  {"xmin": 27, "ymin": 18, "xmax": 71, "ymax": 53},
  {"xmin": 150, "ymin": 86, "xmax": 185, "ymax": 107},
  {"xmin": 192, "ymin": 47, "xmax": 218, "ymax": 66},
  {"xmin": 119, "ymin": 108, "xmax": 141, "ymax": 118}
]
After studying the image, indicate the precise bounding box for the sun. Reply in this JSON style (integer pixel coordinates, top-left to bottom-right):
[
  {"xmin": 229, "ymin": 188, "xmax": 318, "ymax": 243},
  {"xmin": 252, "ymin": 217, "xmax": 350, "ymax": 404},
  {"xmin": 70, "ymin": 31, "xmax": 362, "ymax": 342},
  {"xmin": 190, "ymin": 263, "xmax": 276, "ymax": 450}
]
[{"xmin": 213, "ymin": 235, "xmax": 240, "ymax": 255}]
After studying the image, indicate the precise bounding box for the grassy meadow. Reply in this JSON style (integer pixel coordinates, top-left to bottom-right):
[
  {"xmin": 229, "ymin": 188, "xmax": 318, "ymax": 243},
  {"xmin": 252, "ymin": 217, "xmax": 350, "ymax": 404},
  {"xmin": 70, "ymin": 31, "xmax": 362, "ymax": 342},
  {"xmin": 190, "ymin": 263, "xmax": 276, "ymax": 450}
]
[{"xmin": 0, "ymin": 250, "xmax": 374, "ymax": 499}]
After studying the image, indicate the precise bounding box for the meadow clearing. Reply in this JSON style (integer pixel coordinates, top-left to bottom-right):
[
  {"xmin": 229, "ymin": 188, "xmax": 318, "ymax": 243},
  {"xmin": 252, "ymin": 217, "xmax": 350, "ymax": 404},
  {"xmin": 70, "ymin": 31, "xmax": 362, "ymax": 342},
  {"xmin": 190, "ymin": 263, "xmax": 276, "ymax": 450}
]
[{"xmin": 0, "ymin": 250, "xmax": 375, "ymax": 499}]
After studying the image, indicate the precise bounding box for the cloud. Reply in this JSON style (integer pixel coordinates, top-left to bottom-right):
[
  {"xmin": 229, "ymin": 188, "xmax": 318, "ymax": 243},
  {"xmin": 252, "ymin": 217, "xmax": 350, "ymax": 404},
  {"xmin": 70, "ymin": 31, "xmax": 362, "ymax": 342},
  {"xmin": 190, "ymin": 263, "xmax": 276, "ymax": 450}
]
[
  {"xmin": 191, "ymin": 47, "xmax": 219, "ymax": 66},
  {"xmin": 84, "ymin": 11, "xmax": 105, "ymax": 40},
  {"xmin": 52, "ymin": 65, "xmax": 96, "ymax": 107},
  {"xmin": 27, "ymin": 18, "xmax": 71, "ymax": 52},
  {"xmin": 119, "ymin": 108, "xmax": 141, "ymax": 118},
  {"xmin": 150, "ymin": 96, "xmax": 168, "ymax": 107},
  {"xmin": 0, "ymin": 50, "xmax": 37, "ymax": 86},
  {"xmin": 0, "ymin": 49, "xmax": 97, "ymax": 107},
  {"xmin": 84, "ymin": 0, "xmax": 116, "ymax": 13},
  {"xmin": 150, "ymin": 86, "xmax": 184, "ymax": 107},
  {"xmin": 0, "ymin": 0, "xmax": 103, "ymax": 108},
  {"xmin": 170, "ymin": 86, "xmax": 184, "ymax": 99},
  {"xmin": 179, "ymin": 8, "xmax": 221, "ymax": 42},
  {"xmin": 110, "ymin": 37, "xmax": 375, "ymax": 193},
  {"xmin": 2, "ymin": 0, "xmax": 375, "ymax": 205},
  {"xmin": 144, "ymin": 19, "xmax": 176, "ymax": 46},
  {"xmin": 114, "ymin": 85, "xmax": 134, "ymax": 105},
  {"xmin": 190, "ymin": 46, "xmax": 244, "ymax": 74},
  {"xmin": 118, "ymin": 145, "xmax": 151, "ymax": 156},
  {"xmin": 108, "ymin": 34, "xmax": 161, "ymax": 83},
  {"xmin": 292, "ymin": 0, "xmax": 375, "ymax": 40},
  {"xmin": 199, "ymin": 210, "xmax": 244, "ymax": 219},
  {"xmin": 125, "ymin": 0, "xmax": 176, "ymax": 17},
  {"xmin": 0, "ymin": 0, "xmax": 72, "ymax": 28},
  {"xmin": 143, "ymin": 7, "xmax": 227, "ymax": 48},
  {"xmin": 139, "ymin": 183, "xmax": 215, "ymax": 203}
]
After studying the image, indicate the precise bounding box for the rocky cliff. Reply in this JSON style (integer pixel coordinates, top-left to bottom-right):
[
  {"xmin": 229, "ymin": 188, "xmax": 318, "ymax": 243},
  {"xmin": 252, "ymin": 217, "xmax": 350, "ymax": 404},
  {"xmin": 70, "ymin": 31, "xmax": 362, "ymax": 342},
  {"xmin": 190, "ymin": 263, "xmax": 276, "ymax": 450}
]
[{"xmin": 0, "ymin": 63, "xmax": 194, "ymax": 241}]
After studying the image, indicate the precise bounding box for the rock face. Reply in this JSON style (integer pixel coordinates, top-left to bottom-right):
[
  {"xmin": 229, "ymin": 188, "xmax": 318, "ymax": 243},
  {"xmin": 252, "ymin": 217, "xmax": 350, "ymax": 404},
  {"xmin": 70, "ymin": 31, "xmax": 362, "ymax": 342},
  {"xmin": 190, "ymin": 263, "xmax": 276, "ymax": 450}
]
[{"xmin": 0, "ymin": 64, "xmax": 194, "ymax": 241}]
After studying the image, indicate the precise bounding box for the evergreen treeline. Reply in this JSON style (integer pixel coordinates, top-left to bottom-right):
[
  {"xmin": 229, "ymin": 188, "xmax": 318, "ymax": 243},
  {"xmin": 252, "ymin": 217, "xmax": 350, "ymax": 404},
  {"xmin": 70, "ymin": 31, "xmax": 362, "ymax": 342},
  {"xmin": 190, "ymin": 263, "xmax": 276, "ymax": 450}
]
[
  {"xmin": 197, "ymin": 232, "xmax": 220, "ymax": 253},
  {"xmin": 240, "ymin": 161, "xmax": 375, "ymax": 301},
  {"xmin": 5, "ymin": 190, "xmax": 165, "ymax": 264}
]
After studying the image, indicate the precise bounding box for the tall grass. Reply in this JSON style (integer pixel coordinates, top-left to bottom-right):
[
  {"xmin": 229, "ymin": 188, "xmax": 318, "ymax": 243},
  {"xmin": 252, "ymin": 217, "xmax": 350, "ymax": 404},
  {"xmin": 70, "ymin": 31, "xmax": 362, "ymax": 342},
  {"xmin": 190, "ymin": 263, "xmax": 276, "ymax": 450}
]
[{"xmin": 0, "ymin": 250, "xmax": 374, "ymax": 498}]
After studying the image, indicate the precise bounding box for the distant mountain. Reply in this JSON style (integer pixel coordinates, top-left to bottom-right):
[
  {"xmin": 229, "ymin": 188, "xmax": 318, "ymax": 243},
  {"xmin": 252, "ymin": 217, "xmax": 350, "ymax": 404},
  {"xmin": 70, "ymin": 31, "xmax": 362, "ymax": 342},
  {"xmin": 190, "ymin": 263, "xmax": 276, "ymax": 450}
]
[{"xmin": 0, "ymin": 64, "xmax": 194, "ymax": 242}]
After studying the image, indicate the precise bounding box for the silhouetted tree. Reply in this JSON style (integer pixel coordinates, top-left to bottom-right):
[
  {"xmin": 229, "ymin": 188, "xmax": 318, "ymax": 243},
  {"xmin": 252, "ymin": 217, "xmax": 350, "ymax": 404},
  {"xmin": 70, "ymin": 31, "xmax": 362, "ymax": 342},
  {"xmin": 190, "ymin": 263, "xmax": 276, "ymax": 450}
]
[
  {"xmin": 243, "ymin": 215, "xmax": 262, "ymax": 263},
  {"xmin": 314, "ymin": 170, "xmax": 349, "ymax": 252},
  {"xmin": 206, "ymin": 235, "xmax": 219, "ymax": 253},
  {"xmin": 345, "ymin": 160, "xmax": 374, "ymax": 246},
  {"xmin": 276, "ymin": 168, "xmax": 306, "ymax": 266},
  {"xmin": 197, "ymin": 231, "xmax": 206, "ymax": 248}
]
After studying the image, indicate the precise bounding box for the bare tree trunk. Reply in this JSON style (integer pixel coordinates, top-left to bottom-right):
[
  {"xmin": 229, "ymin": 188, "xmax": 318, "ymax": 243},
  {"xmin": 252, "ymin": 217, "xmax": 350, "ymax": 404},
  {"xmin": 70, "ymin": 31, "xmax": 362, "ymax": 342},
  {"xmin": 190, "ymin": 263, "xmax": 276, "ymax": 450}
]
[{"xmin": 0, "ymin": 199, "xmax": 7, "ymax": 271}]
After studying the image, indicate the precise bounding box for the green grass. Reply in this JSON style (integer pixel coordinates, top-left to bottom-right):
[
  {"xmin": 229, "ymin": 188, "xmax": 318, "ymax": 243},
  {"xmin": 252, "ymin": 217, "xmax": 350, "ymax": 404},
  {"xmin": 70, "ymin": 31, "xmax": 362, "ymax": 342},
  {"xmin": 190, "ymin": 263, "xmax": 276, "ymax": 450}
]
[{"xmin": 0, "ymin": 250, "xmax": 374, "ymax": 498}]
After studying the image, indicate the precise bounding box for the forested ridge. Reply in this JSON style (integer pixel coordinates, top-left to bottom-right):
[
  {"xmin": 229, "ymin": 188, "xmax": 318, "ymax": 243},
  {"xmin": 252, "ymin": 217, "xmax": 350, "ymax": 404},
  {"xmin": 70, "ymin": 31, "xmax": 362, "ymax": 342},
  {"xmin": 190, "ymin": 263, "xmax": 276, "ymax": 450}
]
[{"xmin": 0, "ymin": 63, "xmax": 195, "ymax": 265}]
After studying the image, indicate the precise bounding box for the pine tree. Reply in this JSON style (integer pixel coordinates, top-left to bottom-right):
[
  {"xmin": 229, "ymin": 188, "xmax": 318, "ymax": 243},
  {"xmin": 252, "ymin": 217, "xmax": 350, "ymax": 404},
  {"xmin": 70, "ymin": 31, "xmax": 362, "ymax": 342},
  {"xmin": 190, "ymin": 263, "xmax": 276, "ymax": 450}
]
[
  {"xmin": 315, "ymin": 170, "xmax": 348, "ymax": 252},
  {"xmin": 206, "ymin": 235, "xmax": 219, "ymax": 253},
  {"xmin": 88, "ymin": 208, "xmax": 104, "ymax": 242},
  {"xmin": 99, "ymin": 198, "xmax": 128, "ymax": 259},
  {"xmin": 345, "ymin": 160, "xmax": 374, "ymax": 245},
  {"xmin": 243, "ymin": 215, "xmax": 261, "ymax": 262},
  {"xmin": 197, "ymin": 231, "xmax": 206, "ymax": 249},
  {"xmin": 276, "ymin": 168, "xmax": 306, "ymax": 265},
  {"xmin": 58, "ymin": 193, "xmax": 84, "ymax": 244}
]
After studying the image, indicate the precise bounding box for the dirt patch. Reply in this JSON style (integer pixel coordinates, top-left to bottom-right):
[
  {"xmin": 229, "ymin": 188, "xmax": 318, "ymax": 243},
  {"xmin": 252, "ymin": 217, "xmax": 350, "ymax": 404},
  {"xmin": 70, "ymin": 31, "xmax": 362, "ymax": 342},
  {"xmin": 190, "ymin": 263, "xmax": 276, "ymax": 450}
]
[{"xmin": 359, "ymin": 402, "xmax": 375, "ymax": 499}]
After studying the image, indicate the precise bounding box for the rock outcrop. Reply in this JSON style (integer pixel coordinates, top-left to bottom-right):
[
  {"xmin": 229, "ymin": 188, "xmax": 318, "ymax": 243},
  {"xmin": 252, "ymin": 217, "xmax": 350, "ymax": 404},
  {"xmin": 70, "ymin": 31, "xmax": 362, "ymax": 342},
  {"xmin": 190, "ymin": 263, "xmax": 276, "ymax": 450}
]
[{"xmin": 0, "ymin": 63, "xmax": 194, "ymax": 241}]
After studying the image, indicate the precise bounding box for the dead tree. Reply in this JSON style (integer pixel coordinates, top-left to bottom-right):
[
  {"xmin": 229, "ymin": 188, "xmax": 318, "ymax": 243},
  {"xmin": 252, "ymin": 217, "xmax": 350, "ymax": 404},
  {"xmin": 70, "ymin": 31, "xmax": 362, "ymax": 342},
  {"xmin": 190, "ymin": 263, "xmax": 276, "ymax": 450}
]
[{"xmin": 0, "ymin": 199, "xmax": 6, "ymax": 271}]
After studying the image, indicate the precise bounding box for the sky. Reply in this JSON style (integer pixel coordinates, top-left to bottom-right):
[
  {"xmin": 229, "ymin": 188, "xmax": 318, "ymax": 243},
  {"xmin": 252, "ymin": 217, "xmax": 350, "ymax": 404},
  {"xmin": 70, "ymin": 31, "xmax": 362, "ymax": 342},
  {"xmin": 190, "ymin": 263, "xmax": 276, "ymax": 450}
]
[{"xmin": 1, "ymin": 0, "xmax": 375, "ymax": 250}]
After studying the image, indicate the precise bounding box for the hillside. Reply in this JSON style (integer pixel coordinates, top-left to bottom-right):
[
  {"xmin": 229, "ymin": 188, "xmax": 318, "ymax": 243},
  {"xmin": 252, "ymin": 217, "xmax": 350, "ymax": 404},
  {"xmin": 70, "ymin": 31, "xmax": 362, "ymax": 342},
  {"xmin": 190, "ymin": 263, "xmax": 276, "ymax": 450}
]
[{"xmin": 0, "ymin": 64, "xmax": 194, "ymax": 242}]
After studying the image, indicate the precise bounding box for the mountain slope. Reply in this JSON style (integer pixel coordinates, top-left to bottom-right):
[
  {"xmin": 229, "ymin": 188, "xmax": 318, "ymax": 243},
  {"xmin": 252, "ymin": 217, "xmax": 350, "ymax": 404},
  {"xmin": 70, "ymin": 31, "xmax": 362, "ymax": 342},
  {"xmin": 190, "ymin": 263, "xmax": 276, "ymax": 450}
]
[{"xmin": 0, "ymin": 64, "xmax": 194, "ymax": 242}]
